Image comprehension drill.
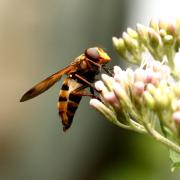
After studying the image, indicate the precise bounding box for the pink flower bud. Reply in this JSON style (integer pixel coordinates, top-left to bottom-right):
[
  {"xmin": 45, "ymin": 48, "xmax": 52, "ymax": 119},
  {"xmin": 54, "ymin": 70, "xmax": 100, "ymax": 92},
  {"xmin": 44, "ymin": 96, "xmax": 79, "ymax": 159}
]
[
  {"xmin": 104, "ymin": 92, "xmax": 120, "ymax": 108},
  {"xmin": 144, "ymin": 69, "xmax": 153, "ymax": 83},
  {"xmin": 152, "ymin": 61, "xmax": 162, "ymax": 72},
  {"xmin": 151, "ymin": 72, "xmax": 162, "ymax": 86},
  {"xmin": 134, "ymin": 69, "xmax": 145, "ymax": 82},
  {"xmin": 133, "ymin": 81, "xmax": 145, "ymax": 96},
  {"xmin": 172, "ymin": 111, "xmax": 180, "ymax": 124},
  {"xmin": 95, "ymin": 81, "xmax": 105, "ymax": 91}
]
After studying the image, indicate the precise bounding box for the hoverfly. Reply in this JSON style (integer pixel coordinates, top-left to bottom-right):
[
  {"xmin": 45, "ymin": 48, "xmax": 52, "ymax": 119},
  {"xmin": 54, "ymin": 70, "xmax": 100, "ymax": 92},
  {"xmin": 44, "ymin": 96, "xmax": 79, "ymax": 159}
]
[{"xmin": 20, "ymin": 47, "xmax": 111, "ymax": 131}]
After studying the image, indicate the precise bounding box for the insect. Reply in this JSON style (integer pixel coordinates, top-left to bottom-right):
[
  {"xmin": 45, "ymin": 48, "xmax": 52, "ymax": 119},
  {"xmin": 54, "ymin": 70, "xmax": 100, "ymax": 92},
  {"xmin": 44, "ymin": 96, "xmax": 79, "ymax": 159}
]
[{"xmin": 20, "ymin": 47, "xmax": 111, "ymax": 131}]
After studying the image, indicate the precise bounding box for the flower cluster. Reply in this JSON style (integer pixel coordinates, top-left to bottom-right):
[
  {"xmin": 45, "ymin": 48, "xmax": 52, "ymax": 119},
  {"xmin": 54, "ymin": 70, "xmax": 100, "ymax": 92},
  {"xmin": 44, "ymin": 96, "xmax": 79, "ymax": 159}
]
[
  {"xmin": 112, "ymin": 19, "xmax": 180, "ymax": 79},
  {"xmin": 91, "ymin": 58, "xmax": 180, "ymax": 137},
  {"xmin": 90, "ymin": 19, "xmax": 180, "ymax": 163}
]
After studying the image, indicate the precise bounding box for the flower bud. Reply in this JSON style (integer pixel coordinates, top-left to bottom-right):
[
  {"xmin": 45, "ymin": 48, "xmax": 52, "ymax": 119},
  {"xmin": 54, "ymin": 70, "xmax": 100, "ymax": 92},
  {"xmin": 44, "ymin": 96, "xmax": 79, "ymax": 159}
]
[
  {"xmin": 146, "ymin": 84, "xmax": 156, "ymax": 94},
  {"xmin": 154, "ymin": 89, "xmax": 169, "ymax": 109},
  {"xmin": 90, "ymin": 99, "xmax": 116, "ymax": 121},
  {"xmin": 163, "ymin": 35, "xmax": 174, "ymax": 45},
  {"xmin": 166, "ymin": 23, "xmax": 176, "ymax": 36},
  {"xmin": 95, "ymin": 81, "xmax": 105, "ymax": 91},
  {"xmin": 113, "ymin": 82, "xmax": 130, "ymax": 106},
  {"xmin": 143, "ymin": 91, "xmax": 155, "ymax": 109},
  {"xmin": 175, "ymin": 36, "xmax": 180, "ymax": 52},
  {"xmin": 123, "ymin": 32, "xmax": 138, "ymax": 53},
  {"xmin": 144, "ymin": 69, "xmax": 153, "ymax": 83},
  {"xmin": 112, "ymin": 37, "xmax": 127, "ymax": 57},
  {"xmin": 114, "ymin": 69, "xmax": 130, "ymax": 90},
  {"xmin": 104, "ymin": 92, "xmax": 120, "ymax": 109},
  {"xmin": 172, "ymin": 110, "xmax": 180, "ymax": 138},
  {"xmin": 176, "ymin": 18, "xmax": 180, "ymax": 35},
  {"xmin": 152, "ymin": 60, "xmax": 162, "ymax": 72},
  {"xmin": 127, "ymin": 28, "xmax": 138, "ymax": 39},
  {"xmin": 148, "ymin": 28, "xmax": 162, "ymax": 48},
  {"xmin": 149, "ymin": 19, "xmax": 159, "ymax": 32},
  {"xmin": 159, "ymin": 29, "xmax": 167, "ymax": 37},
  {"xmin": 151, "ymin": 72, "xmax": 162, "ymax": 86},
  {"xmin": 114, "ymin": 66, "xmax": 122, "ymax": 74},
  {"xmin": 136, "ymin": 24, "xmax": 148, "ymax": 43},
  {"xmin": 159, "ymin": 19, "xmax": 168, "ymax": 30},
  {"xmin": 101, "ymin": 74, "xmax": 114, "ymax": 91},
  {"xmin": 173, "ymin": 51, "xmax": 180, "ymax": 77},
  {"xmin": 171, "ymin": 99, "xmax": 180, "ymax": 111},
  {"xmin": 112, "ymin": 36, "xmax": 119, "ymax": 47},
  {"xmin": 172, "ymin": 82, "xmax": 180, "ymax": 97},
  {"xmin": 126, "ymin": 68, "xmax": 135, "ymax": 84},
  {"xmin": 133, "ymin": 81, "xmax": 145, "ymax": 96},
  {"xmin": 134, "ymin": 69, "xmax": 145, "ymax": 82},
  {"xmin": 172, "ymin": 111, "xmax": 180, "ymax": 125},
  {"xmin": 95, "ymin": 80, "xmax": 109, "ymax": 98}
]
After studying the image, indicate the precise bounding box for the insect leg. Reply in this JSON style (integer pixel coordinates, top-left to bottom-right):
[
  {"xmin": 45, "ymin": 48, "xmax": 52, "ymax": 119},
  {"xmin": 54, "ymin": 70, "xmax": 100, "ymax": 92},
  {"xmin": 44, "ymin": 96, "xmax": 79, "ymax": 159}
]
[
  {"xmin": 102, "ymin": 66, "xmax": 114, "ymax": 76},
  {"xmin": 90, "ymin": 87, "xmax": 94, "ymax": 95},
  {"xmin": 86, "ymin": 58, "xmax": 101, "ymax": 68},
  {"xmin": 71, "ymin": 85, "xmax": 99, "ymax": 99},
  {"xmin": 74, "ymin": 74, "xmax": 101, "ymax": 94}
]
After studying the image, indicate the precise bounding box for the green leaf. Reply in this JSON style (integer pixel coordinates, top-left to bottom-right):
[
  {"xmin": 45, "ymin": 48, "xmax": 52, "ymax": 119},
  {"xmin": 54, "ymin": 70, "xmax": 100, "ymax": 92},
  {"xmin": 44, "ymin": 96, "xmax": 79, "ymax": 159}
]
[{"xmin": 169, "ymin": 149, "xmax": 180, "ymax": 172}]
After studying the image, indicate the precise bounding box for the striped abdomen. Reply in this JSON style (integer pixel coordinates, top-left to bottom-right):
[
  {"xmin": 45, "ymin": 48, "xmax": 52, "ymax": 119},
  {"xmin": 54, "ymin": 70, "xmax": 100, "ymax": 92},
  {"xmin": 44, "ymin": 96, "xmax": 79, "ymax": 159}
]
[{"xmin": 58, "ymin": 78, "xmax": 84, "ymax": 131}]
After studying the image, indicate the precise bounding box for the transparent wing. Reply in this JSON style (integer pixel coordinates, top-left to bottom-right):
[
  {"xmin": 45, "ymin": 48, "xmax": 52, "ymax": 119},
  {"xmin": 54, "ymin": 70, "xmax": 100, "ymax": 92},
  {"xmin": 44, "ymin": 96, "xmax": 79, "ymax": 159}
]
[{"xmin": 20, "ymin": 65, "xmax": 74, "ymax": 102}]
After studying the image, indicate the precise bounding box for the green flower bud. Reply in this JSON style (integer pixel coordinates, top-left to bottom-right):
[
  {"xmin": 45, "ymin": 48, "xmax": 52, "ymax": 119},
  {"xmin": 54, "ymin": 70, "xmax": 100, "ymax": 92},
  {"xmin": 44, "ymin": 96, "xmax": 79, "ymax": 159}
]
[
  {"xmin": 148, "ymin": 28, "xmax": 162, "ymax": 48},
  {"xmin": 127, "ymin": 28, "xmax": 138, "ymax": 39},
  {"xmin": 172, "ymin": 82, "xmax": 180, "ymax": 97},
  {"xmin": 90, "ymin": 99, "xmax": 116, "ymax": 121},
  {"xmin": 123, "ymin": 32, "xmax": 138, "ymax": 52},
  {"xmin": 113, "ymin": 82, "xmax": 130, "ymax": 106},
  {"xmin": 159, "ymin": 29, "xmax": 167, "ymax": 37},
  {"xmin": 112, "ymin": 37, "xmax": 127, "ymax": 57},
  {"xmin": 153, "ymin": 89, "xmax": 169, "ymax": 109},
  {"xmin": 149, "ymin": 19, "xmax": 159, "ymax": 32},
  {"xmin": 175, "ymin": 36, "xmax": 180, "ymax": 52},
  {"xmin": 163, "ymin": 35, "xmax": 174, "ymax": 45},
  {"xmin": 136, "ymin": 24, "xmax": 148, "ymax": 44},
  {"xmin": 101, "ymin": 74, "xmax": 114, "ymax": 91},
  {"xmin": 159, "ymin": 20, "xmax": 168, "ymax": 30},
  {"xmin": 143, "ymin": 91, "xmax": 155, "ymax": 109},
  {"xmin": 126, "ymin": 68, "xmax": 135, "ymax": 85},
  {"xmin": 171, "ymin": 99, "xmax": 180, "ymax": 112},
  {"xmin": 176, "ymin": 18, "xmax": 180, "ymax": 35},
  {"xmin": 146, "ymin": 84, "xmax": 156, "ymax": 94},
  {"xmin": 158, "ymin": 80, "xmax": 168, "ymax": 90}
]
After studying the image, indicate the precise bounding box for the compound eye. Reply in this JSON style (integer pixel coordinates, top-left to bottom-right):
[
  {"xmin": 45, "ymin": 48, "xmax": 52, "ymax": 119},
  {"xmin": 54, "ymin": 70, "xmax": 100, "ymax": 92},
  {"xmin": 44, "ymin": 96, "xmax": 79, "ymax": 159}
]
[{"xmin": 85, "ymin": 47, "xmax": 100, "ymax": 61}]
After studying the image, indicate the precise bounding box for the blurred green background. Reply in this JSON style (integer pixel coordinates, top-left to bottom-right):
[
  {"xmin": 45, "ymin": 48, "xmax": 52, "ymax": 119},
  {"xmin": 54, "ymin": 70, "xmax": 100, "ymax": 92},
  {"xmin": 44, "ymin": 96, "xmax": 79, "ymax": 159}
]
[{"xmin": 1, "ymin": 0, "xmax": 180, "ymax": 179}]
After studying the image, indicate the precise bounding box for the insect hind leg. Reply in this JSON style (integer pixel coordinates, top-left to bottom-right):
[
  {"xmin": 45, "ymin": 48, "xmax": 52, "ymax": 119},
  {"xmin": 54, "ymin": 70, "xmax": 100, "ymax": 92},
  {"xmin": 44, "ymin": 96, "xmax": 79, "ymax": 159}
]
[
  {"xmin": 71, "ymin": 85, "xmax": 99, "ymax": 99},
  {"xmin": 74, "ymin": 74, "xmax": 101, "ymax": 94}
]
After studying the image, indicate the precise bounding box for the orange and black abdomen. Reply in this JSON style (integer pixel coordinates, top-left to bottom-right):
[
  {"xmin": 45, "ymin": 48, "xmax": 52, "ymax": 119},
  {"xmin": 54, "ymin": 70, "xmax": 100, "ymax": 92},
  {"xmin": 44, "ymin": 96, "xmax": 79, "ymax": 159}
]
[{"xmin": 58, "ymin": 78, "xmax": 83, "ymax": 131}]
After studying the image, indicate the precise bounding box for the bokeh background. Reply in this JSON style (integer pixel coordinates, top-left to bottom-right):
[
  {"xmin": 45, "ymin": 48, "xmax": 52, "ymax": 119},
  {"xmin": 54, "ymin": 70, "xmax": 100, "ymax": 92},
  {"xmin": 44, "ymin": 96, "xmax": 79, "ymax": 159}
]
[{"xmin": 1, "ymin": 0, "xmax": 180, "ymax": 179}]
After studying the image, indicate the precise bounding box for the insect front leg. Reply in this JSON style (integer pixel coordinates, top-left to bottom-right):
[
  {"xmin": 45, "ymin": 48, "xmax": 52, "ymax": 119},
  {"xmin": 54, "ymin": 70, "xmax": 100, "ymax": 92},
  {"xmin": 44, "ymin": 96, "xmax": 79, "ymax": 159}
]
[{"xmin": 102, "ymin": 66, "xmax": 114, "ymax": 76}]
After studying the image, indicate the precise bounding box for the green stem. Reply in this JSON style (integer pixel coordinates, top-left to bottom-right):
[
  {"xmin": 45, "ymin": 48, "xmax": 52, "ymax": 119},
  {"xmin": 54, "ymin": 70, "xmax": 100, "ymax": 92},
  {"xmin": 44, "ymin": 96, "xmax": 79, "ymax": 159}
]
[
  {"xmin": 125, "ymin": 111, "xmax": 147, "ymax": 133},
  {"xmin": 143, "ymin": 122, "xmax": 180, "ymax": 154},
  {"xmin": 129, "ymin": 118, "xmax": 147, "ymax": 133}
]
